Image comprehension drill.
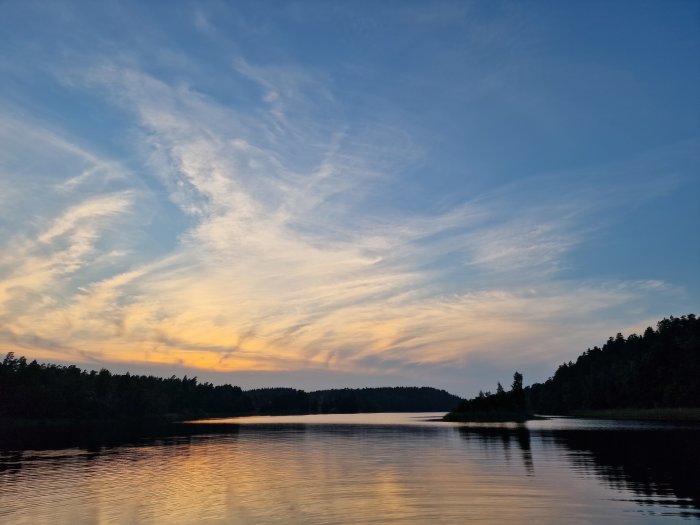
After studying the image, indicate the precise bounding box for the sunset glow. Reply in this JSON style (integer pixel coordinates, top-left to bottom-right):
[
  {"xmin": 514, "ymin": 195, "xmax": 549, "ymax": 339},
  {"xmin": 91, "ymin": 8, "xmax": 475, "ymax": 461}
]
[{"xmin": 1, "ymin": 1, "xmax": 698, "ymax": 395}]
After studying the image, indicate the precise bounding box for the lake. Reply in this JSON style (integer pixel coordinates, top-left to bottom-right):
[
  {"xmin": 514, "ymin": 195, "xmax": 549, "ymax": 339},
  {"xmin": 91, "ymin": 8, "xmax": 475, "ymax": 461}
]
[{"xmin": 1, "ymin": 413, "xmax": 698, "ymax": 524}]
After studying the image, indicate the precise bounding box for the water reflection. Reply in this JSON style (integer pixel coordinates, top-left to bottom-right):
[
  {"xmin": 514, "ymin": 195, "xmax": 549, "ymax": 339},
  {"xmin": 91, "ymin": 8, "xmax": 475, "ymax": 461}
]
[
  {"xmin": 544, "ymin": 427, "xmax": 699, "ymax": 515},
  {"xmin": 0, "ymin": 415, "xmax": 698, "ymax": 524},
  {"xmin": 455, "ymin": 425, "xmax": 534, "ymax": 475},
  {"xmin": 0, "ymin": 420, "xmax": 242, "ymax": 452},
  {"xmin": 453, "ymin": 423, "xmax": 700, "ymax": 517}
]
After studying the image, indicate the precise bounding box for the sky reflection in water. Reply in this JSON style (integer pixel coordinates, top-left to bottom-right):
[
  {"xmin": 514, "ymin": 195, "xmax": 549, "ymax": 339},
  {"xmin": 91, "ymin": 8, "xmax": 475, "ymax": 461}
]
[{"xmin": 1, "ymin": 414, "xmax": 698, "ymax": 524}]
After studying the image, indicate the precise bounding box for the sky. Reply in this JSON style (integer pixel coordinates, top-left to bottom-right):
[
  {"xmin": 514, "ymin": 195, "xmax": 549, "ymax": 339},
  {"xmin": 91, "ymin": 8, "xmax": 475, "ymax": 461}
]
[{"xmin": 0, "ymin": 0, "xmax": 698, "ymax": 397}]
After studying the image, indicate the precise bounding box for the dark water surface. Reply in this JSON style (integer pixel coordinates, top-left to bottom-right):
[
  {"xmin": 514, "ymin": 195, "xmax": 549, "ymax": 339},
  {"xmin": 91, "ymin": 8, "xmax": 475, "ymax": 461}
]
[{"xmin": 1, "ymin": 413, "xmax": 698, "ymax": 524}]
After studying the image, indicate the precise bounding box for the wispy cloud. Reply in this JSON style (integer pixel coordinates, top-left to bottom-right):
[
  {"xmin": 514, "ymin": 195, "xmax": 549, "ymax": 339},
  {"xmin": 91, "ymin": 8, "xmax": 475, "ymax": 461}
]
[
  {"xmin": 1, "ymin": 56, "xmax": 683, "ymax": 387},
  {"xmin": 1, "ymin": 1, "xmax": 696, "ymax": 395}
]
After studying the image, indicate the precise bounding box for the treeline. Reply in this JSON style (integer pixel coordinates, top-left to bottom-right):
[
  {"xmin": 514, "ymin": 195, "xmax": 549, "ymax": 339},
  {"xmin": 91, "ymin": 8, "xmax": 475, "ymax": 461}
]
[
  {"xmin": 525, "ymin": 314, "xmax": 700, "ymax": 414},
  {"xmin": 445, "ymin": 314, "xmax": 699, "ymax": 421},
  {"xmin": 0, "ymin": 356, "xmax": 253, "ymax": 419},
  {"xmin": 0, "ymin": 354, "xmax": 459, "ymax": 420},
  {"xmin": 247, "ymin": 386, "xmax": 461, "ymax": 415}
]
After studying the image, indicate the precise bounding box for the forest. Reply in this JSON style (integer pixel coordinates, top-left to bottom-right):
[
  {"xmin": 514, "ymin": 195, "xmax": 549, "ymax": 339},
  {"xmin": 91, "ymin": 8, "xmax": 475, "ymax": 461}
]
[
  {"xmin": 0, "ymin": 356, "xmax": 459, "ymax": 420},
  {"xmin": 525, "ymin": 314, "xmax": 699, "ymax": 414},
  {"xmin": 247, "ymin": 386, "xmax": 460, "ymax": 414},
  {"xmin": 446, "ymin": 314, "xmax": 699, "ymax": 420}
]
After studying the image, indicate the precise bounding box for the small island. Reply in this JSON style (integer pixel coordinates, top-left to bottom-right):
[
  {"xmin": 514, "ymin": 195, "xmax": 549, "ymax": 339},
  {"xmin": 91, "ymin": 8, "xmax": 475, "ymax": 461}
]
[{"xmin": 443, "ymin": 372, "xmax": 531, "ymax": 422}]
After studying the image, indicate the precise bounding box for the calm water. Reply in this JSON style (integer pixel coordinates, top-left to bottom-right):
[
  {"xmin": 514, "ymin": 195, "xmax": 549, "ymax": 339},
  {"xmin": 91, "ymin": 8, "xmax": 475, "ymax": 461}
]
[{"xmin": 1, "ymin": 413, "xmax": 698, "ymax": 524}]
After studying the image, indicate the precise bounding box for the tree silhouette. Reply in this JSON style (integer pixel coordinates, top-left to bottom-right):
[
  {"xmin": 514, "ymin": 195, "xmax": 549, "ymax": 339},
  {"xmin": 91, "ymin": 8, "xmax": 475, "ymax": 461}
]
[
  {"xmin": 0, "ymin": 357, "xmax": 461, "ymax": 420},
  {"xmin": 525, "ymin": 314, "xmax": 699, "ymax": 414},
  {"xmin": 445, "ymin": 371, "xmax": 531, "ymax": 421}
]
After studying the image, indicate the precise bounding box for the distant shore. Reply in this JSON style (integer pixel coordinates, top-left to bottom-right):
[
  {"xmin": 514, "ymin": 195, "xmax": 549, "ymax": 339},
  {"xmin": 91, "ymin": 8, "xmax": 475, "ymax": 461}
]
[{"xmin": 569, "ymin": 408, "xmax": 700, "ymax": 422}]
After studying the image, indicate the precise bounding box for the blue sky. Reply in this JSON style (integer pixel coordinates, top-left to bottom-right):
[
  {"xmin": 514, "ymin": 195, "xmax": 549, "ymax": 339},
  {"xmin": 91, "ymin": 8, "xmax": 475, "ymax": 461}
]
[{"xmin": 0, "ymin": 0, "xmax": 698, "ymax": 396}]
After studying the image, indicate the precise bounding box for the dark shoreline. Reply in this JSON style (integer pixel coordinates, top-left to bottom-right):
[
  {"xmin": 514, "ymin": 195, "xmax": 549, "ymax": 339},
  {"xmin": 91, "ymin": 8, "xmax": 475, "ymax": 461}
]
[
  {"xmin": 442, "ymin": 407, "xmax": 700, "ymax": 423},
  {"xmin": 6, "ymin": 407, "xmax": 700, "ymax": 431},
  {"xmin": 568, "ymin": 408, "xmax": 700, "ymax": 422}
]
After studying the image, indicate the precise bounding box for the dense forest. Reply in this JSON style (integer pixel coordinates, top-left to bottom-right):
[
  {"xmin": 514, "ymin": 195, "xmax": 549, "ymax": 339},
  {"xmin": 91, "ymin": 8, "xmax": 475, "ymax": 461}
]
[
  {"xmin": 446, "ymin": 314, "xmax": 699, "ymax": 420},
  {"xmin": 248, "ymin": 386, "xmax": 460, "ymax": 414},
  {"xmin": 525, "ymin": 314, "xmax": 699, "ymax": 414},
  {"xmin": 0, "ymin": 355, "xmax": 459, "ymax": 420},
  {"xmin": 0, "ymin": 356, "xmax": 253, "ymax": 419}
]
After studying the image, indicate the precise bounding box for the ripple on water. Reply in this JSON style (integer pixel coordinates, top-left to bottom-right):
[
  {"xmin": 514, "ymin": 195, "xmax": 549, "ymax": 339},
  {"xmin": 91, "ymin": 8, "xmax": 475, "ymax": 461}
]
[{"xmin": 0, "ymin": 414, "xmax": 698, "ymax": 524}]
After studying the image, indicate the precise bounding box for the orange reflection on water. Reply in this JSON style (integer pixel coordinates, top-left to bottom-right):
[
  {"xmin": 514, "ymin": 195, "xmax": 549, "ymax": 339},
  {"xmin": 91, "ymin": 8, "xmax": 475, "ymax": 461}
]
[{"xmin": 2, "ymin": 415, "xmax": 692, "ymax": 524}]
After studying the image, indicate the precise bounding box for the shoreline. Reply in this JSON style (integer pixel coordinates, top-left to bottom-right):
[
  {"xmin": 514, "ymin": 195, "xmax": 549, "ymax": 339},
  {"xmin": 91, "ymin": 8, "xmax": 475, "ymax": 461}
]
[
  {"xmin": 568, "ymin": 408, "xmax": 700, "ymax": 422},
  {"xmin": 3, "ymin": 408, "xmax": 700, "ymax": 429}
]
